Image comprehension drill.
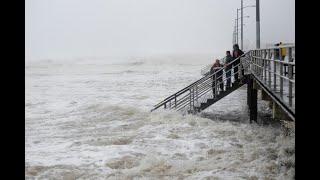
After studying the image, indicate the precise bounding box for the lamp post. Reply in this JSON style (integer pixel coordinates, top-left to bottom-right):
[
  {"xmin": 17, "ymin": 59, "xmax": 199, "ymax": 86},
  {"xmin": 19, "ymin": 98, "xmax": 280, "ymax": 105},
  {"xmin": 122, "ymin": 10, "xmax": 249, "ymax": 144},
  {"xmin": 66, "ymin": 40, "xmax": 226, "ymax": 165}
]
[
  {"xmin": 235, "ymin": 16, "xmax": 249, "ymax": 46},
  {"xmin": 237, "ymin": 8, "xmax": 239, "ymax": 44},
  {"xmin": 239, "ymin": 2, "xmax": 255, "ymax": 49},
  {"xmin": 234, "ymin": 21, "xmax": 237, "ymax": 44},
  {"xmin": 241, "ymin": 0, "xmax": 243, "ymax": 49},
  {"xmin": 256, "ymin": 0, "xmax": 260, "ymax": 49}
]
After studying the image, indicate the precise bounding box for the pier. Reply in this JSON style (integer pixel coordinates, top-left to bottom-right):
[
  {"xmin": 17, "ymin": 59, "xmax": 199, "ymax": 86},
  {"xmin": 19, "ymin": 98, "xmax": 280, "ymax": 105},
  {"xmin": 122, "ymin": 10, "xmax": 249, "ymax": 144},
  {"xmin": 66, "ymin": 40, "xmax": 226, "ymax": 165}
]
[{"xmin": 151, "ymin": 45, "xmax": 295, "ymax": 122}]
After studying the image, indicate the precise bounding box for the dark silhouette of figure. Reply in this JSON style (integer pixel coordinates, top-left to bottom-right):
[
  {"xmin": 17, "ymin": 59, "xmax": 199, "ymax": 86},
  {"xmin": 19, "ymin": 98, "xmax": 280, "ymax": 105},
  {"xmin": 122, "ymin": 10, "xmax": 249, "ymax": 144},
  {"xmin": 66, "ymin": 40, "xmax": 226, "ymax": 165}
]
[{"xmin": 232, "ymin": 44, "xmax": 244, "ymax": 82}]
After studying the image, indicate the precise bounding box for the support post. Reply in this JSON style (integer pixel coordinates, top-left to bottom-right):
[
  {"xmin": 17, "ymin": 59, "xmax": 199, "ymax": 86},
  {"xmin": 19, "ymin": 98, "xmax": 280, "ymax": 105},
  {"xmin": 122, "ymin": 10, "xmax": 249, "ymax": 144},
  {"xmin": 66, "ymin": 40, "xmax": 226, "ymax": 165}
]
[
  {"xmin": 247, "ymin": 75, "xmax": 252, "ymax": 107},
  {"xmin": 250, "ymin": 81, "xmax": 258, "ymax": 123},
  {"xmin": 248, "ymin": 76, "xmax": 257, "ymax": 123}
]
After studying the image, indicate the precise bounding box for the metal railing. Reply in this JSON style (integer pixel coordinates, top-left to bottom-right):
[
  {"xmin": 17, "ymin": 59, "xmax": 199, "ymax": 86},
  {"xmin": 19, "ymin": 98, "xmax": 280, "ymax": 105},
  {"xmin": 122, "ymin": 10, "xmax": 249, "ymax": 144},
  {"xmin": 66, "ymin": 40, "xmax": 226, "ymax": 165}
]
[
  {"xmin": 152, "ymin": 45, "xmax": 295, "ymax": 118},
  {"xmin": 151, "ymin": 53, "xmax": 249, "ymax": 112},
  {"xmin": 246, "ymin": 45, "xmax": 295, "ymax": 114}
]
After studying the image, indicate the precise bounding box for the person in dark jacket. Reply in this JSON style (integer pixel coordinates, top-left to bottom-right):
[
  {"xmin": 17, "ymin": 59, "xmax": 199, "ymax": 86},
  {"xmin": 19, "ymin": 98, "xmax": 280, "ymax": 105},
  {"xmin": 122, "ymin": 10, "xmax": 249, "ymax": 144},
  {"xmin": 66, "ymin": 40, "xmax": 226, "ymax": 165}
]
[
  {"xmin": 210, "ymin": 59, "xmax": 224, "ymax": 96},
  {"xmin": 232, "ymin": 44, "xmax": 244, "ymax": 82},
  {"xmin": 224, "ymin": 51, "xmax": 233, "ymax": 89},
  {"xmin": 274, "ymin": 43, "xmax": 280, "ymax": 59}
]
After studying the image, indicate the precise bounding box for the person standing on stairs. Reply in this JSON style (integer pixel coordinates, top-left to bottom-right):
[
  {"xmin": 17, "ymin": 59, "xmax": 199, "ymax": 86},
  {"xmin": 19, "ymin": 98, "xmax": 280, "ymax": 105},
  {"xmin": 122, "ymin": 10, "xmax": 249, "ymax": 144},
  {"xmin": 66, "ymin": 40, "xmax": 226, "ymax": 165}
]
[
  {"xmin": 279, "ymin": 42, "xmax": 288, "ymax": 76},
  {"xmin": 232, "ymin": 44, "xmax": 244, "ymax": 83},
  {"xmin": 279, "ymin": 42, "xmax": 286, "ymax": 60},
  {"xmin": 274, "ymin": 43, "xmax": 280, "ymax": 59},
  {"xmin": 210, "ymin": 59, "xmax": 224, "ymax": 97},
  {"xmin": 224, "ymin": 51, "xmax": 233, "ymax": 89}
]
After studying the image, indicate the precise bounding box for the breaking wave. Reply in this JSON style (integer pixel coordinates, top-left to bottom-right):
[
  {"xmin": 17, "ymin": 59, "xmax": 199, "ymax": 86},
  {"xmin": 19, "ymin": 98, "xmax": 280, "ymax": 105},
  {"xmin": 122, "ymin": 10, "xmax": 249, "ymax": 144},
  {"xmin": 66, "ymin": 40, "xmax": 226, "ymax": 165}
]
[
  {"xmin": 26, "ymin": 57, "xmax": 294, "ymax": 179},
  {"xmin": 26, "ymin": 103, "xmax": 294, "ymax": 179}
]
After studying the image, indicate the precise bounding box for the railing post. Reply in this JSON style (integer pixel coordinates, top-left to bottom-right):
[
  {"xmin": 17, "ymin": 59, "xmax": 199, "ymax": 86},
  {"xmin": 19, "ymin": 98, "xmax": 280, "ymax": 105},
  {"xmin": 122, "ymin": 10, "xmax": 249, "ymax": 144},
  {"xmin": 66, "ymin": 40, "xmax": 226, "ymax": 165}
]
[
  {"xmin": 256, "ymin": 51, "xmax": 258, "ymax": 75},
  {"xmin": 279, "ymin": 51, "xmax": 283, "ymax": 98},
  {"xmin": 196, "ymin": 84, "xmax": 198, "ymax": 103},
  {"xmin": 257, "ymin": 50, "xmax": 260, "ymax": 77},
  {"xmin": 268, "ymin": 49, "xmax": 272, "ymax": 88},
  {"xmin": 253, "ymin": 51, "xmax": 256, "ymax": 74},
  {"xmin": 259, "ymin": 50, "xmax": 263, "ymax": 79},
  {"xmin": 174, "ymin": 94, "xmax": 177, "ymax": 109},
  {"xmin": 256, "ymin": 50, "xmax": 260, "ymax": 74},
  {"xmin": 239, "ymin": 58, "xmax": 242, "ymax": 80},
  {"xmin": 264, "ymin": 50, "xmax": 267, "ymax": 83},
  {"xmin": 214, "ymin": 73, "xmax": 217, "ymax": 98},
  {"xmin": 192, "ymin": 87, "xmax": 195, "ymax": 108},
  {"xmin": 261, "ymin": 50, "xmax": 264, "ymax": 78},
  {"xmin": 256, "ymin": 50, "xmax": 259, "ymax": 75},
  {"xmin": 284, "ymin": 47, "xmax": 288, "ymax": 76},
  {"xmin": 288, "ymin": 47, "xmax": 293, "ymax": 106},
  {"xmin": 164, "ymin": 103, "xmax": 166, "ymax": 109},
  {"xmin": 256, "ymin": 50, "xmax": 258, "ymax": 76},
  {"xmin": 273, "ymin": 49, "xmax": 277, "ymax": 91},
  {"xmin": 189, "ymin": 88, "xmax": 192, "ymax": 111},
  {"xmin": 249, "ymin": 51, "xmax": 252, "ymax": 73}
]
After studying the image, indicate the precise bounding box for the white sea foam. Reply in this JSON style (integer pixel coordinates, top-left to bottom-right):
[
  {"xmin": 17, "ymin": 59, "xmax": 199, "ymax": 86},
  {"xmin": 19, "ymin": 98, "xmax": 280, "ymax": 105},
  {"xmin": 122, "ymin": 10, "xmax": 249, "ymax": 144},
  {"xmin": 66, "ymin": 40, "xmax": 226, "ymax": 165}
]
[{"xmin": 25, "ymin": 56, "xmax": 294, "ymax": 179}]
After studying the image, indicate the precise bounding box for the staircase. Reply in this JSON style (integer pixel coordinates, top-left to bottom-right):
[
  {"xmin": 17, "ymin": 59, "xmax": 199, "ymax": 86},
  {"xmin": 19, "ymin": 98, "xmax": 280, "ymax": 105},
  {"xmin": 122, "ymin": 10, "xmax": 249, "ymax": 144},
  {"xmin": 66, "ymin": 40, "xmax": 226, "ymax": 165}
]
[
  {"xmin": 194, "ymin": 79, "xmax": 247, "ymax": 112},
  {"xmin": 151, "ymin": 45, "xmax": 295, "ymax": 121},
  {"xmin": 151, "ymin": 52, "xmax": 251, "ymax": 113}
]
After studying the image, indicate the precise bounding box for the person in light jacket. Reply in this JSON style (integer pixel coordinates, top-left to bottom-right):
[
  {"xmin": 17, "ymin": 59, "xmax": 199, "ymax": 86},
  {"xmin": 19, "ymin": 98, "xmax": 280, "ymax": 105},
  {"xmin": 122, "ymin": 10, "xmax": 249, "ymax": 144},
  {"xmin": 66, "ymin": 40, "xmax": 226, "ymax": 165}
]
[{"xmin": 224, "ymin": 51, "xmax": 233, "ymax": 89}]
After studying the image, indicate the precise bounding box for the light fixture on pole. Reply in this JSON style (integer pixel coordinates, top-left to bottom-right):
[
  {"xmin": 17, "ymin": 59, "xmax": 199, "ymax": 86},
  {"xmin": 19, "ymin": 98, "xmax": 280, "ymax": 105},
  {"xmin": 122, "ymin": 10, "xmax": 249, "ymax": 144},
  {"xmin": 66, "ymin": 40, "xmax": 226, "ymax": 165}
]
[
  {"xmin": 240, "ymin": 1, "xmax": 255, "ymax": 49},
  {"xmin": 235, "ymin": 16, "xmax": 249, "ymax": 46}
]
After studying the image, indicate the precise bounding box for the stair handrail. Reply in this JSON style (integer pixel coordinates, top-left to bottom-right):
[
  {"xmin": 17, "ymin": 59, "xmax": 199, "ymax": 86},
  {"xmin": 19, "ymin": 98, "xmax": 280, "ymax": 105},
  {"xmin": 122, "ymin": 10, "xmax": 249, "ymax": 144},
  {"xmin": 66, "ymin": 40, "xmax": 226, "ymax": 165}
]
[
  {"xmin": 152, "ymin": 51, "xmax": 251, "ymax": 111},
  {"xmin": 175, "ymin": 53, "xmax": 252, "ymax": 112}
]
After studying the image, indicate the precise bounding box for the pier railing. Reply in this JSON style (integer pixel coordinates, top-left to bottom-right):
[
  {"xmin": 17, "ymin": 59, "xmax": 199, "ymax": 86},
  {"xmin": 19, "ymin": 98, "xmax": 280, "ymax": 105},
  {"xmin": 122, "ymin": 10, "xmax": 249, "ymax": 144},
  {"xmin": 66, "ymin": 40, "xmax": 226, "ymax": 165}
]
[
  {"xmin": 151, "ymin": 53, "xmax": 248, "ymax": 112},
  {"xmin": 152, "ymin": 45, "xmax": 295, "ymax": 120},
  {"xmin": 246, "ymin": 45, "xmax": 295, "ymax": 115}
]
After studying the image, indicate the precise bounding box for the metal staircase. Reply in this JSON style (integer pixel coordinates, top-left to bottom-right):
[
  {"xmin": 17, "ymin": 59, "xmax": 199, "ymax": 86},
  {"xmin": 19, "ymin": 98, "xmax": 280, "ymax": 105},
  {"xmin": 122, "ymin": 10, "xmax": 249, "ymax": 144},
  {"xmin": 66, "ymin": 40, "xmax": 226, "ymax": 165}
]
[
  {"xmin": 151, "ymin": 45, "xmax": 295, "ymax": 120},
  {"xmin": 151, "ymin": 52, "xmax": 251, "ymax": 113},
  {"xmin": 194, "ymin": 79, "xmax": 246, "ymax": 112}
]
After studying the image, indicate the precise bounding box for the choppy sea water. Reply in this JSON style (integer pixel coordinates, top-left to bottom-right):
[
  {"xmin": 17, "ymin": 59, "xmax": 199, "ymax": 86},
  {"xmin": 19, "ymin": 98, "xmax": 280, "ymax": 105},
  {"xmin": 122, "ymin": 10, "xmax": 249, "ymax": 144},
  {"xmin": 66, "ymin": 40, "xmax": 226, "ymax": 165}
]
[{"xmin": 25, "ymin": 56, "xmax": 294, "ymax": 179}]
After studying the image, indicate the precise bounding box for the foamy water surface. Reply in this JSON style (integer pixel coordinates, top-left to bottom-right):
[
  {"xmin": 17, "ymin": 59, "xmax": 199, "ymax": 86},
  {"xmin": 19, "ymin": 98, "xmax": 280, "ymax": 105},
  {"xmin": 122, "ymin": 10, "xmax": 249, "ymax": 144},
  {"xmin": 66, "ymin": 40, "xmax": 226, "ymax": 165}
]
[{"xmin": 25, "ymin": 56, "xmax": 294, "ymax": 179}]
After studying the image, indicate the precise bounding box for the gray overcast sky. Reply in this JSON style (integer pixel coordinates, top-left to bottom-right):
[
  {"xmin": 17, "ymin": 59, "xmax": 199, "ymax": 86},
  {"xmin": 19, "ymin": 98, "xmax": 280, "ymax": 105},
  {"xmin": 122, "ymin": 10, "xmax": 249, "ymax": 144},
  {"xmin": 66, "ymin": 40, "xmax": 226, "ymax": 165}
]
[{"xmin": 25, "ymin": 0, "xmax": 295, "ymax": 60}]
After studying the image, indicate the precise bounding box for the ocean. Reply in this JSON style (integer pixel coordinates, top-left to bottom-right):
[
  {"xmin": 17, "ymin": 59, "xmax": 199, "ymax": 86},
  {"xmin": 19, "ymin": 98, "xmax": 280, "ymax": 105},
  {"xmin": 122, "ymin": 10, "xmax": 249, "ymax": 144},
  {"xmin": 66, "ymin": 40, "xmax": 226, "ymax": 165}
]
[{"xmin": 25, "ymin": 56, "xmax": 294, "ymax": 179}]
